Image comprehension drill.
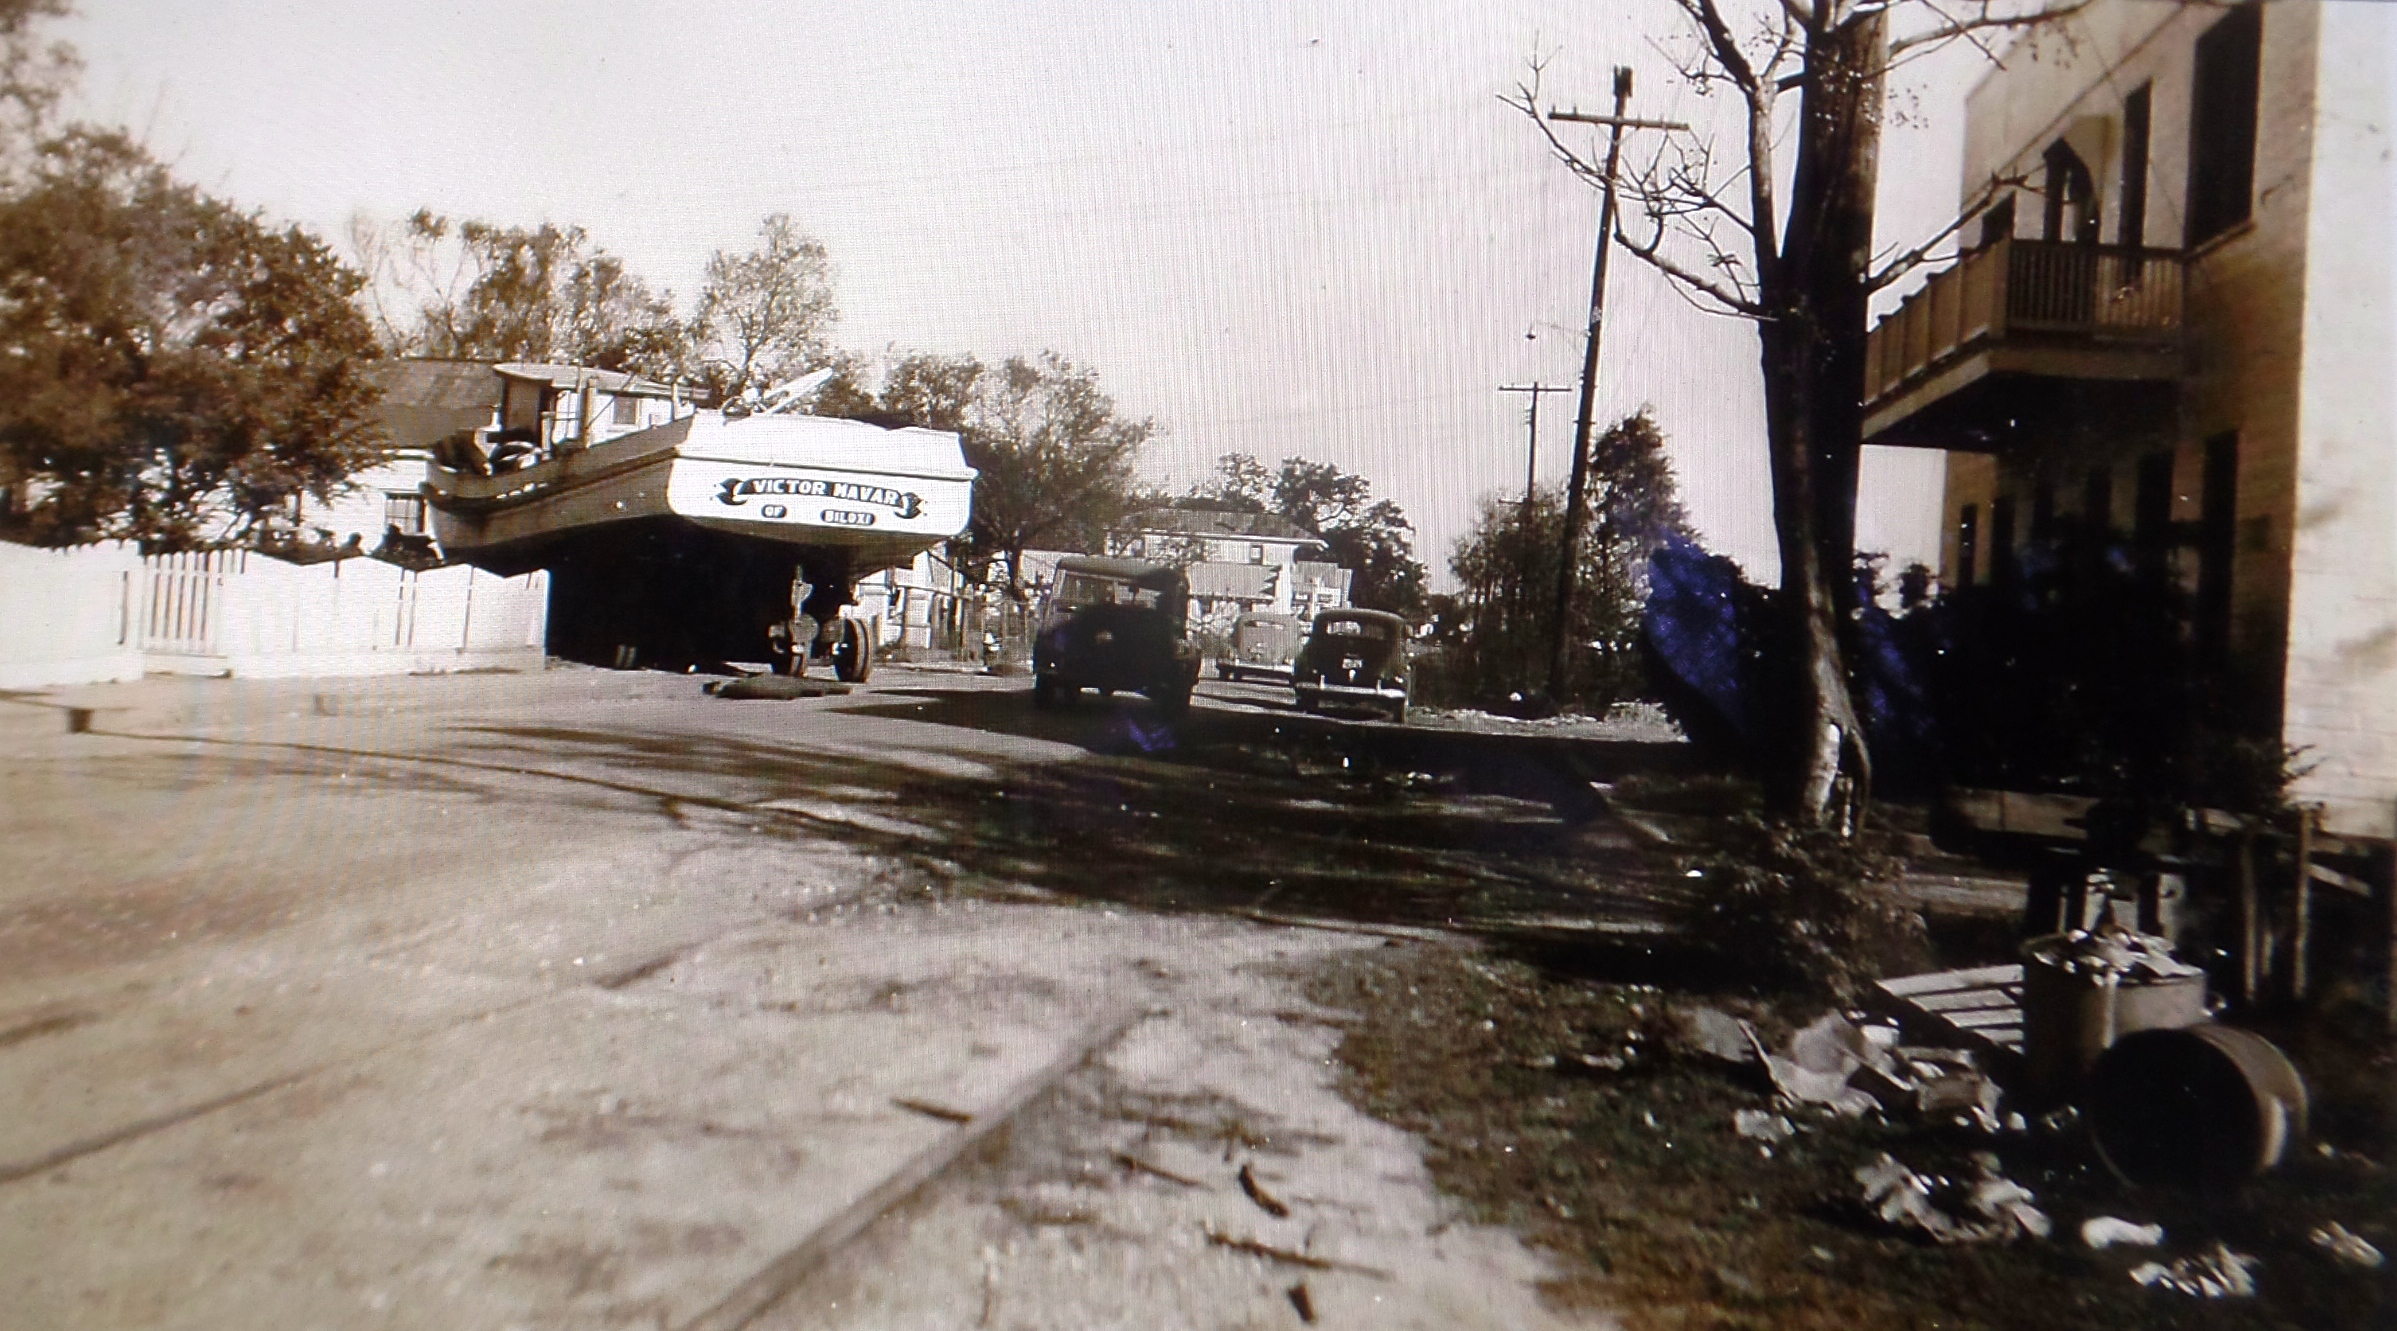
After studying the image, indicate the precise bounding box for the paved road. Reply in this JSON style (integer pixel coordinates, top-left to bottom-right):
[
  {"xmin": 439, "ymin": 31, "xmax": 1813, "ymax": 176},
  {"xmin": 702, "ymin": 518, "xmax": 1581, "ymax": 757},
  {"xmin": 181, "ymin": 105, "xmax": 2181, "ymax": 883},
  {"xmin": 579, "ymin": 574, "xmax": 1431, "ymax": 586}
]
[{"xmin": 1, "ymin": 667, "xmax": 1625, "ymax": 1329}]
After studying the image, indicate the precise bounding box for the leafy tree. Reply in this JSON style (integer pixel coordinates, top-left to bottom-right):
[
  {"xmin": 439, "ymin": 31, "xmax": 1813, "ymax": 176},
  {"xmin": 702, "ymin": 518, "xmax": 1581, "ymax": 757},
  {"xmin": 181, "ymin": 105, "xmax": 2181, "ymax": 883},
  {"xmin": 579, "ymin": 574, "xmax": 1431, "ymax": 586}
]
[
  {"xmin": 872, "ymin": 351, "xmax": 1149, "ymax": 599},
  {"xmin": 0, "ymin": 0, "xmax": 74, "ymax": 181},
  {"xmin": 1447, "ymin": 412, "xmax": 1691, "ymax": 706},
  {"xmin": 0, "ymin": 131, "xmax": 385, "ymax": 548},
  {"xmin": 355, "ymin": 211, "xmax": 692, "ymax": 380},
  {"xmin": 1186, "ymin": 452, "xmax": 1428, "ymax": 618},
  {"xmin": 1513, "ymin": 0, "xmax": 2091, "ymax": 823},
  {"xmin": 694, "ymin": 213, "xmax": 839, "ymax": 403}
]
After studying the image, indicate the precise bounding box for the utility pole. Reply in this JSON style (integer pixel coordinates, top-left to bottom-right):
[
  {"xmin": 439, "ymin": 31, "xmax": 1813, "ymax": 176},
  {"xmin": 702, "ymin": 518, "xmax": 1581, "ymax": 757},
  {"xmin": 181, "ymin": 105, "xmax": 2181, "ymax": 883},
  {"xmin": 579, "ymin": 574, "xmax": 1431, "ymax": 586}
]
[
  {"xmin": 1544, "ymin": 69, "xmax": 1687, "ymax": 703},
  {"xmin": 1498, "ymin": 382, "xmax": 1568, "ymax": 507}
]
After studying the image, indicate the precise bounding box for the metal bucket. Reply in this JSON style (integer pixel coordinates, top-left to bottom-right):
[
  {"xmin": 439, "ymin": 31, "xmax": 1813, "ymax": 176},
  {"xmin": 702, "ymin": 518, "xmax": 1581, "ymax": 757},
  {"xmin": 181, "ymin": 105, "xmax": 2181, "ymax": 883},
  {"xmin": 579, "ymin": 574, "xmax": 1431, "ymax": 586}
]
[
  {"xmin": 2086, "ymin": 1024, "xmax": 2309, "ymax": 1192},
  {"xmin": 2019, "ymin": 929, "xmax": 2208, "ymax": 1108}
]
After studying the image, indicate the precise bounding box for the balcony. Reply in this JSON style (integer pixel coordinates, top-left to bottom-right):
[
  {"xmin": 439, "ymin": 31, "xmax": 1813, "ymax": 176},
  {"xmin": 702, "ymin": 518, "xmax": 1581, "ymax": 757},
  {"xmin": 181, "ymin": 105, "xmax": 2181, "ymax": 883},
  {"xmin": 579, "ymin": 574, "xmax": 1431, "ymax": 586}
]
[{"xmin": 1863, "ymin": 237, "xmax": 2187, "ymax": 450}]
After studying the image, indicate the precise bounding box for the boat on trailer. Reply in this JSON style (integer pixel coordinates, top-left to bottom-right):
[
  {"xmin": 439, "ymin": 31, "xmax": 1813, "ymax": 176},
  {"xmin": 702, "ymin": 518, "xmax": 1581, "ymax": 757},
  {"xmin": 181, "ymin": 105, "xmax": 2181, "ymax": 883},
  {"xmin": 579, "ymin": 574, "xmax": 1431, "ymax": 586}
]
[{"xmin": 427, "ymin": 408, "xmax": 975, "ymax": 676}]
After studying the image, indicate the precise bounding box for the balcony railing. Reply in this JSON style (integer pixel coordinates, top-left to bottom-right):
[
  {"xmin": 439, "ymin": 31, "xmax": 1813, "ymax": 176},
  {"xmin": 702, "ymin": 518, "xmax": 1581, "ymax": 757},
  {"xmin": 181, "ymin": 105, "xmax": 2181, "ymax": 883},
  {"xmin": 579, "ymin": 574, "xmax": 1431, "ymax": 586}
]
[{"xmin": 1865, "ymin": 237, "xmax": 2186, "ymax": 405}]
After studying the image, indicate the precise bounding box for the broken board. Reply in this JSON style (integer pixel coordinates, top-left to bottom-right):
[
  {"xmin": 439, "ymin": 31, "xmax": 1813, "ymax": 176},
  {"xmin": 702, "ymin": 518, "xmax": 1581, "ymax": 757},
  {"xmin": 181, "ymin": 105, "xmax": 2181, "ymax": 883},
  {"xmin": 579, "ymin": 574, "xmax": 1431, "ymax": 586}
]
[{"xmin": 1870, "ymin": 964, "xmax": 2025, "ymax": 1071}]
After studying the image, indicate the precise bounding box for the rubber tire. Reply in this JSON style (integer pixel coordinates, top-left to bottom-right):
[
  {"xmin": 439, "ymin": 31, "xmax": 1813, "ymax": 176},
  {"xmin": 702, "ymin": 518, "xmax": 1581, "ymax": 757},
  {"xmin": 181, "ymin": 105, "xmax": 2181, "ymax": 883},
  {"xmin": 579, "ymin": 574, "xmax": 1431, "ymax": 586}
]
[
  {"xmin": 832, "ymin": 618, "xmax": 874, "ymax": 683},
  {"xmin": 1032, "ymin": 674, "xmax": 1065, "ymax": 710},
  {"xmin": 1387, "ymin": 700, "xmax": 1408, "ymax": 725},
  {"xmin": 1154, "ymin": 687, "xmax": 1191, "ymax": 720}
]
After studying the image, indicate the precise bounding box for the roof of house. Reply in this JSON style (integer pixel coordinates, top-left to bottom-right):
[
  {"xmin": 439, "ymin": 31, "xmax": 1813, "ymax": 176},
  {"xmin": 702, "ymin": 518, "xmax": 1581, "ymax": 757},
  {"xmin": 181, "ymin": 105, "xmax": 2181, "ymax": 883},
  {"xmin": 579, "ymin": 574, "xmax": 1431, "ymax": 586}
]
[
  {"xmin": 1187, "ymin": 561, "xmax": 1281, "ymax": 600},
  {"xmin": 1121, "ymin": 506, "xmax": 1313, "ymax": 543},
  {"xmin": 362, "ymin": 359, "xmax": 502, "ymax": 451},
  {"xmin": 494, "ymin": 362, "xmax": 679, "ymax": 397}
]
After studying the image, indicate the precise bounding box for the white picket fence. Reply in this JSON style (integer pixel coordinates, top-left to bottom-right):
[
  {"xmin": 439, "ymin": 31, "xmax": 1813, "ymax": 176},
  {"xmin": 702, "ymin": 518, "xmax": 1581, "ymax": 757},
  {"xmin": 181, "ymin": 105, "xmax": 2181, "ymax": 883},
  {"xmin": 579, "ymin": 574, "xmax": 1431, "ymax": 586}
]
[
  {"xmin": 1, "ymin": 540, "xmax": 548, "ymax": 686},
  {"xmin": 0, "ymin": 540, "xmax": 144, "ymax": 688}
]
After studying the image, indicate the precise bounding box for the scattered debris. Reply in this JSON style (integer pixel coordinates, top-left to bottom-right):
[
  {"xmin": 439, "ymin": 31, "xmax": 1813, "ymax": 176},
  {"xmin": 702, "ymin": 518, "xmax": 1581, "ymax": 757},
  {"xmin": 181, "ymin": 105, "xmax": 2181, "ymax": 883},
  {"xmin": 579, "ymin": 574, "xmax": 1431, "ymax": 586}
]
[
  {"xmin": 1855, "ymin": 1046, "xmax": 2004, "ymax": 1128},
  {"xmin": 1237, "ymin": 1162, "xmax": 1291, "ymax": 1218},
  {"xmin": 2129, "ymin": 1243, "xmax": 2261, "ymax": 1298},
  {"xmin": 1111, "ymin": 1151, "xmax": 1203, "ymax": 1188},
  {"xmin": 2309, "ymin": 1222, "xmax": 2385, "ymax": 1269},
  {"xmin": 1200, "ymin": 1225, "xmax": 1390, "ymax": 1278},
  {"xmin": 707, "ymin": 675, "xmax": 851, "ymax": 699},
  {"xmin": 1854, "ymin": 1152, "xmax": 2049, "ymax": 1244},
  {"xmin": 892, "ymin": 1096, "xmax": 975, "ymax": 1124},
  {"xmin": 1286, "ymin": 1281, "xmax": 1317, "ymax": 1324},
  {"xmin": 1750, "ymin": 1019, "xmax": 1877, "ymax": 1116},
  {"xmin": 1732, "ymin": 1109, "xmax": 1794, "ymax": 1143},
  {"xmin": 1677, "ymin": 1006, "xmax": 1757, "ymax": 1064},
  {"xmin": 2080, "ymin": 1217, "xmax": 2166, "ymax": 1250}
]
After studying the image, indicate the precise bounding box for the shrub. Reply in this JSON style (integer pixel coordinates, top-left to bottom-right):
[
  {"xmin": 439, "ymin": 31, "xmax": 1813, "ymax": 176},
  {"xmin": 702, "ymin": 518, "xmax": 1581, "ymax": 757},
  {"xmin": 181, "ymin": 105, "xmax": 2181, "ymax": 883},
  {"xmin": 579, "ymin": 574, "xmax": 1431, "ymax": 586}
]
[{"xmin": 1672, "ymin": 815, "xmax": 1929, "ymax": 1000}]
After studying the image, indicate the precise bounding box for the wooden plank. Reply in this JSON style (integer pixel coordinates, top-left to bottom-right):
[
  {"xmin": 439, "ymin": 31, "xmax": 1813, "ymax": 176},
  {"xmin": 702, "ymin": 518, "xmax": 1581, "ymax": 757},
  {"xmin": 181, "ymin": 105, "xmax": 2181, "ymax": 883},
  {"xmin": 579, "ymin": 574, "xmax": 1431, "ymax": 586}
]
[
  {"xmin": 2308, "ymin": 860, "xmax": 2375, "ymax": 899},
  {"xmin": 1877, "ymin": 963, "xmax": 2023, "ymax": 997},
  {"xmin": 1908, "ymin": 990, "xmax": 2022, "ymax": 1014}
]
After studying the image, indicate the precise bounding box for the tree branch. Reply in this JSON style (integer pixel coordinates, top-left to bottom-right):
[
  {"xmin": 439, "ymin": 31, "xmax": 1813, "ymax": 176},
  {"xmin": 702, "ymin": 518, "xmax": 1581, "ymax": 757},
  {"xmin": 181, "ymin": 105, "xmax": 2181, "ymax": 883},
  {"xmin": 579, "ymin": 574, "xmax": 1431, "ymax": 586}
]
[
  {"xmin": 1887, "ymin": 0, "xmax": 2094, "ymax": 57},
  {"xmin": 1865, "ymin": 169, "xmax": 2029, "ymax": 291}
]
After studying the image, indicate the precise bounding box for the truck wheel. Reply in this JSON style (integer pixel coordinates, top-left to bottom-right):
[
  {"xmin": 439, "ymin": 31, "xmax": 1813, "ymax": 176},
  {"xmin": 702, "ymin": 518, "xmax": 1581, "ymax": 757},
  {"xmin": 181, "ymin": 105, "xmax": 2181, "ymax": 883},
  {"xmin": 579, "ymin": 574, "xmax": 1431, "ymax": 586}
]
[
  {"xmin": 1033, "ymin": 674, "xmax": 1065, "ymax": 710},
  {"xmin": 1155, "ymin": 688, "xmax": 1191, "ymax": 719},
  {"xmin": 1387, "ymin": 700, "xmax": 1408, "ymax": 725},
  {"xmin": 832, "ymin": 618, "xmax": 873, "ymax": 683}
]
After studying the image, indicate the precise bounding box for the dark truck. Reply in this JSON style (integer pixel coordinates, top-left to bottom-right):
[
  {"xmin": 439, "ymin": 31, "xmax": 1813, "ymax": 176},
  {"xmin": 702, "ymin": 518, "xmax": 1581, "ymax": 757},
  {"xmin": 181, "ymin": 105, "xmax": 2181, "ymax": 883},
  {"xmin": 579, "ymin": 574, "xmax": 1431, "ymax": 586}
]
[
  {"xmin": 1031, "ymin": 556, "xmax": 1202, "ymax": 716},
  {"xmin": 1292, "ymin": 607, "xmax": 1412, "ymax": 723}
]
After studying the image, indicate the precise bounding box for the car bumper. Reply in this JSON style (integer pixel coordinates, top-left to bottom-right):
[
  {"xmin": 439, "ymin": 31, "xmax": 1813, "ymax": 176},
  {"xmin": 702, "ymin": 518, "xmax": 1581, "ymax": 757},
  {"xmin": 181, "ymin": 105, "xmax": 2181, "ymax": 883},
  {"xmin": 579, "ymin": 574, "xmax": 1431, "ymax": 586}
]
[{"xmin": 1294, "ymin": 680, "xmax": 1407, "ymax": 704}]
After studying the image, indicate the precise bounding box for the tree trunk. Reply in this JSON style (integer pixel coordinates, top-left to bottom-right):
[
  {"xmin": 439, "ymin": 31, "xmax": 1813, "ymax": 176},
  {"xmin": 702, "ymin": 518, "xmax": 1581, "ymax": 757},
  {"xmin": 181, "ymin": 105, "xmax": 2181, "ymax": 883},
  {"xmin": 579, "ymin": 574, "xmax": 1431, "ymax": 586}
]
[
  {"xmin": 1796, "ymin": 9, "xmax": 1887, "ymax": 622},
  {"xmin": 1754, "ymin": 9, "xmax": 1886, "ymax": 828}
]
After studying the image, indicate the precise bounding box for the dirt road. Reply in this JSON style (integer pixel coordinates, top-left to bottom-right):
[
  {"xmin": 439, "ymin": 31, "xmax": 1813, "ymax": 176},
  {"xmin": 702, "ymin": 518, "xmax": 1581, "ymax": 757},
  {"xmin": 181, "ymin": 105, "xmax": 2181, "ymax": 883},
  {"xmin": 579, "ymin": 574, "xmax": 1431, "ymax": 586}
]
[{"xmin": 0, "ymin": 667, "xmax": 1629, "ymax": 1329}]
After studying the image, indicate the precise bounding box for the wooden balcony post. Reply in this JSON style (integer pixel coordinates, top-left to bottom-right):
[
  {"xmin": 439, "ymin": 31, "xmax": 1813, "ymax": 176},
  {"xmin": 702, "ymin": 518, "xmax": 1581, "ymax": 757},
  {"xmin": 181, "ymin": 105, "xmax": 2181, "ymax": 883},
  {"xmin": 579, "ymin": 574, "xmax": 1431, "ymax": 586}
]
[
  {"xmin": 2236, "ymin": 823, "xmax": 2260, "ymax": 1005},
  {"xmin": 2291, "ymin": 804, "xmax": 2316, "ymax": 1001}
]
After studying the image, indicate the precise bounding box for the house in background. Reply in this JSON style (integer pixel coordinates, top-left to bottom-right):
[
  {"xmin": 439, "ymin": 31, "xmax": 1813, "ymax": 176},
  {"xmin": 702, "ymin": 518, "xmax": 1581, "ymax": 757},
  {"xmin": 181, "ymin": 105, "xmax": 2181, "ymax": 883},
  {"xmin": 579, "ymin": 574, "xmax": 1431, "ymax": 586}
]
[
  {"xmin": 293, "ymin": 359, "xmax": 498, "ymax": 552},
  {"xmin": 1107, "ymin": 507, "xmax": 1353, "ymax": 633},
  {"xmin": 1864, "ymin": 0, "xmax": 2396, "ymax": 836}
]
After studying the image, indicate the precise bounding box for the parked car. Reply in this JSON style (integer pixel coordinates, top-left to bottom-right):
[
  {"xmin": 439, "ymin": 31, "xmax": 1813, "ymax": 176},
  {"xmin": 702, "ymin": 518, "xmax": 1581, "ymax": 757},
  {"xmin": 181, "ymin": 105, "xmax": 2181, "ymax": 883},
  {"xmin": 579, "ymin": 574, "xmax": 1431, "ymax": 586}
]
[
  {"xmin": 1291, "ymin": 608, "xmax": 1412, "ymax": 722},
  {"xmin": 1216, "ymin": 611, "xmax": 1303, "ymax": 683},
  {"xmin": 1031, "ymin": 556, "xmax": 1201, "ymax": 715}
]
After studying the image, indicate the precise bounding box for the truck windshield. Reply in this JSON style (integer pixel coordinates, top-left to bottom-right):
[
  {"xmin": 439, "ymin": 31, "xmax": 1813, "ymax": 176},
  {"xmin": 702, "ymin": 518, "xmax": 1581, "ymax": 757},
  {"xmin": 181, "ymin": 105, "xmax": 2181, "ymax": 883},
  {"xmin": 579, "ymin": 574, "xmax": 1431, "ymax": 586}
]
[{"xmin": 1054, "ymin": 573, "xmax": 1162, "ymax": 609}]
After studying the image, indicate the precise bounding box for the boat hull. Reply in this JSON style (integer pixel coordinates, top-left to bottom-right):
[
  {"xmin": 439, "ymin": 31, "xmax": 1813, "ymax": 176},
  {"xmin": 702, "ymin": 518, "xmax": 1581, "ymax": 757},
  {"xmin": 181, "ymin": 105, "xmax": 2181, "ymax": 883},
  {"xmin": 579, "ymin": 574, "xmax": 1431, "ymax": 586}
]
[
  {"xmin": 423, "ymin": 410, "xmax": 976, "ymax": 668},
  {"xmin": 428, "ymin": 411, "xmax": 975, "ymax": 579}
]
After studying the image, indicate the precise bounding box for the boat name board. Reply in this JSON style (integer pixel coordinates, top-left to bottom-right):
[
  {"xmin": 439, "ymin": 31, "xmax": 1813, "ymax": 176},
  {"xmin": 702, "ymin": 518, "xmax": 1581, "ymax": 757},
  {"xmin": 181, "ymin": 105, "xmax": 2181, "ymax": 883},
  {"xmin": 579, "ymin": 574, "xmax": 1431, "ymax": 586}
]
[
  {"xmin": 714, "ymin": 475, "xmax": 924, "ymax": 519},
  {"xmin": 667, "ymin": 457, "xmax": 970, "ymax": 538}
]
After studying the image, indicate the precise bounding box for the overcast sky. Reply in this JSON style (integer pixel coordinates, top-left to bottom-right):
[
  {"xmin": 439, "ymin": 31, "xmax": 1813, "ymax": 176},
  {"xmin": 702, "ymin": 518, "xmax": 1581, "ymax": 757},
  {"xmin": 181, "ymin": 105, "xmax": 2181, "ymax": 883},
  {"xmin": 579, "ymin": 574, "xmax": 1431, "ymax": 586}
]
[{"xmin": 62, "ymin": 1, "xmax": 1986, "ymax": 586}]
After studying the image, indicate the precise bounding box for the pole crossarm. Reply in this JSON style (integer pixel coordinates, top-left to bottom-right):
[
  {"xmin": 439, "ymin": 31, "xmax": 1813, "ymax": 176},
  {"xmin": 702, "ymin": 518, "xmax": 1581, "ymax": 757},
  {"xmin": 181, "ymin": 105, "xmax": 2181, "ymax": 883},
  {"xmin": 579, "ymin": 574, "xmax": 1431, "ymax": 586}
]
[{"xmin": 1547, "ymin": 110, "xmax": 1692, "ymax": 132}]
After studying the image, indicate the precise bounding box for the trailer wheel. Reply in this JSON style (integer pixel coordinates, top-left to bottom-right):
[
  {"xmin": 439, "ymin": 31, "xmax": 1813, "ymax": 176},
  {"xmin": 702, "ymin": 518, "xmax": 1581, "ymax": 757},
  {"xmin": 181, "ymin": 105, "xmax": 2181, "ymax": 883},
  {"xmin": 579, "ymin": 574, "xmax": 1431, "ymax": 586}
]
[{"xmin": 831, "ymin": 618, "xmax": 874, "ymax": 683}]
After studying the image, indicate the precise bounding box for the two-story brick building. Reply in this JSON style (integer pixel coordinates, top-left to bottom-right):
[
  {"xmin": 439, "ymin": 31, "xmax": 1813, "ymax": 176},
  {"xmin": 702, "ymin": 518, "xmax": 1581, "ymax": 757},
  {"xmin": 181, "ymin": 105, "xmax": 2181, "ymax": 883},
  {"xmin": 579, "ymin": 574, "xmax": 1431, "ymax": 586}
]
[{"xmin": 1865, "ymin": 0, "xmax": 2395, "ymax": 835}]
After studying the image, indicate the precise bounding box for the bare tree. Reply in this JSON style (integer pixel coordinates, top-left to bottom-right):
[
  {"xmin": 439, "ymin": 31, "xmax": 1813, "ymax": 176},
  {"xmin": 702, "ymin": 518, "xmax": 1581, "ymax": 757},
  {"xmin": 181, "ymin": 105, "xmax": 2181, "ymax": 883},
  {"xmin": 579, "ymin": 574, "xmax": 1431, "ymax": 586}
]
[
  {"xmin": 694, "ymin": 213, "xmax": 840, "ymax": 403},
  {"xmin": 347, "ymin": 210, "xmax": 692, "ymax": 380},
  {"xmin": 1511, "ymin": 0, "xmax": 2086, "ymax": 825}
]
